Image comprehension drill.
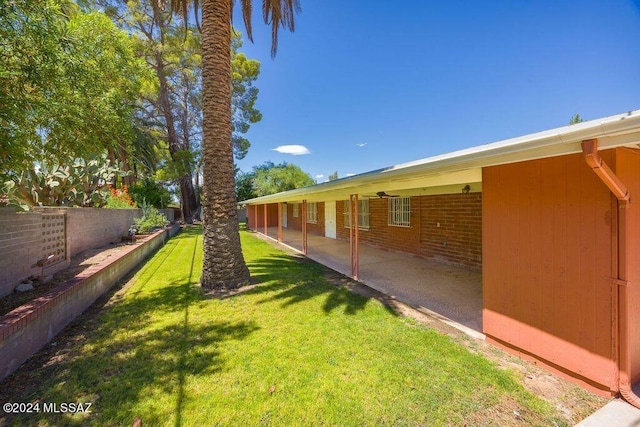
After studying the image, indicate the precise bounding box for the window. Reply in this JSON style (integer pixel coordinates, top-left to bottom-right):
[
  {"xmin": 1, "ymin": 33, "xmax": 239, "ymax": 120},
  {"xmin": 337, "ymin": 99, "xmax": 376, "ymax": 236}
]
[
  {"xmin": 388, "ymin": 197, "xmax": 410, "ymax": 227},
  {"xmin": 343, "ymin": 199, "xmax": 370, "ymax": 229},
  {"xmin": 292, "ymin": 203, "xmax": 299, "ymax": 218},
  {"xmin": 306, "ymin": 202, "xmax": 317, "ymax": 223}
]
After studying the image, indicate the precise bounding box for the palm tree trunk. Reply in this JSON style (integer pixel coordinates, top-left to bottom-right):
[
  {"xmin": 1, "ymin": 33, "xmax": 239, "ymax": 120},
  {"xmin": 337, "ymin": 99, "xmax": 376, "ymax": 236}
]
[{"xmin": 200, "ymin": 0, "xmax": 250, "ymax": 289}]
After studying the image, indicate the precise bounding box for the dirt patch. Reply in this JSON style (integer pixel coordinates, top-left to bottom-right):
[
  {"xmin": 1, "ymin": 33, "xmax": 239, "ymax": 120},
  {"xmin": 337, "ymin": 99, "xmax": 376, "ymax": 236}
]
[{"xmin": 0, "ymin": 241, "xmax": 141, "ymax": 317}]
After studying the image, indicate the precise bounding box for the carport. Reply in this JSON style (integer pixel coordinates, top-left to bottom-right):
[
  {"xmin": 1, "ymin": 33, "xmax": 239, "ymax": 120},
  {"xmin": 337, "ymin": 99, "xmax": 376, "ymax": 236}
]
[{"xmin": 257, "ymin": 226, "xmax": 483, "ymax": 338}]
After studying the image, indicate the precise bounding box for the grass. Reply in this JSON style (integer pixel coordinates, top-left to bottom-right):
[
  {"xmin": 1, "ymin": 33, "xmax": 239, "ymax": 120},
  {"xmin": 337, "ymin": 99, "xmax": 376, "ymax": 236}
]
[{"xmin": 3, "ymin": 225, "xmax": 567, "ymax": 426}]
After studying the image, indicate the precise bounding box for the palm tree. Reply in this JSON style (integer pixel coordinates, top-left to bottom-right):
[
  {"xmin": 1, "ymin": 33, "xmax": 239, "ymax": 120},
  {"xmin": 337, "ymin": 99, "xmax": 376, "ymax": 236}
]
[{"xmin": 173, "ymin": 0, "xmax": 300, "ymax": 289}]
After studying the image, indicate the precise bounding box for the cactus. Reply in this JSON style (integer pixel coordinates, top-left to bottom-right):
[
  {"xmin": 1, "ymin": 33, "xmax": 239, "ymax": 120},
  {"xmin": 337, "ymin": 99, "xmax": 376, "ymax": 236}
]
[{"xmin": 2, "ymin": 155, "xmax": 130, "ymax": 211}]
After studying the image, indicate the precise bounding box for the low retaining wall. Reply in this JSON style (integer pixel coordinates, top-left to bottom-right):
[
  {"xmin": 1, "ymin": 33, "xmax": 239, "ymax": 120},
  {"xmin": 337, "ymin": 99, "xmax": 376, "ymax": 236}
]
[{"xmin": 0, "ymin": 224, "xmax": 181, "ymax": 382}]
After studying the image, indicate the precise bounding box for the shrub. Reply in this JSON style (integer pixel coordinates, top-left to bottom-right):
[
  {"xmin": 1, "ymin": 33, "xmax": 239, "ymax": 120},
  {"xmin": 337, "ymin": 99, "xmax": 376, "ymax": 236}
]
[
  {"xmin": 106, "ymin": 185, "xmax": 137, "ymax": 208},
  {"xmin": 134, "ymin": 199, "xmax": 169, "ymax": 234},
  {"xmin": 129, "ymin": 179, "xmax": 171, "ymax": 209}
]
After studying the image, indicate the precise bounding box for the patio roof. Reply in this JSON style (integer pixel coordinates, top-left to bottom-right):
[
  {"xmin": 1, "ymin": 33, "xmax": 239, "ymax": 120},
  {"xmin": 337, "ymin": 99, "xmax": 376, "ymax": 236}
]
[{"xmin": 242, "ymin": 109, "xmax": 640, "ymax": 204}]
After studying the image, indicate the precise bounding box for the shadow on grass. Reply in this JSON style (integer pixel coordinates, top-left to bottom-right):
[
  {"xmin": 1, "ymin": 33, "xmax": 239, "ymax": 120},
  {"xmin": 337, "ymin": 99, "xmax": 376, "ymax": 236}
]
[
  {"xmin": 8, "ymin": 225, "xmax": 259, "ymax": 427},
  {"xmin": 246, "ymin": 252, "xmax": 396, "ymax": 316},
  {"xmin": 63, "ymin": 292, "xmax": 257, "ymax": 426}
]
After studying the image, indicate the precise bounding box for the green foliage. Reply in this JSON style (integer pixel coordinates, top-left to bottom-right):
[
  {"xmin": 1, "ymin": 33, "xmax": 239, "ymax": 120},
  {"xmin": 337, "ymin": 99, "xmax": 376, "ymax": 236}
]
[
  {"xmin": 328, "ymin": 171, "xmax": 339, "ymax": 181},
  {"xmin": 133, "ymin": 199, "xmax": 169, "ymax": 234},
  {"xmin": 106, "ymin": 185, "xmax": 137, "ymax": 209},
  {"xmin": 0, "ymin": 1, "xmax": 147, "ymax": 179},
  {"xmin": 235, "ymin": 170, "xmax": 257, "ymax": 202},
  {"xmin": 569, "ymin": 113, "xmax": 584, "ymax": 125},
  {"xmin": 2, "ymin": 155, "xmax": 130, "ymax": 210},
  {"xmin": 236, "ymin": 161, "xmax": 314, "ymax": 200},
  {"xmin": 231, "ymin": 36, "xmax": 262, "ymax": 160},
  {"xmin": 129, "ymin": 179, "xmax": 171, "ymax": 209}
]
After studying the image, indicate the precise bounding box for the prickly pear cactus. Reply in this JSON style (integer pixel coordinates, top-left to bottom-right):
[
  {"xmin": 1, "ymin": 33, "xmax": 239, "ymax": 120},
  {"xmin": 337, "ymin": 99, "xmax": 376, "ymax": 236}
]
[{"xmin": 1, "ymin": 154, "xmax": 130, "ymax": 211}]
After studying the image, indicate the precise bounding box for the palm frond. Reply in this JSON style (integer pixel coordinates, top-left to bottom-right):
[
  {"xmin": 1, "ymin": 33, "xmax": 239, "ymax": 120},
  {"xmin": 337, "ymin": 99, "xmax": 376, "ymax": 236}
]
[{"xmin": 262, "ymin": 0, "xmax": 300, "ymax": 57}]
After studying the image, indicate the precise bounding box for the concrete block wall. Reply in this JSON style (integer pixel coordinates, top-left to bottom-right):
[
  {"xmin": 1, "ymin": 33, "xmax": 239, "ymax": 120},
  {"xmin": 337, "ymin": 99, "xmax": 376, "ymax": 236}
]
[
  {"xmin": 0, "ymin": 208, "xmax": 45, "ymax": 297},
  {"xmin": 1, "ymin": 207, "xmax": 142, "ymax": 297},
  {"xmin": 34, "ymin": 207, "xmax": 141, "ymax": 255},
  {"xmin": 0, "ymin": 224, "xmax": 180, "ymax": 382},
  {"xmin": 336, "ymin": 193, "xmax": 482, "ymax": 270},
  {"xmin": 158, "ymin": 208, "xmax": 175, "ymax": 223}
]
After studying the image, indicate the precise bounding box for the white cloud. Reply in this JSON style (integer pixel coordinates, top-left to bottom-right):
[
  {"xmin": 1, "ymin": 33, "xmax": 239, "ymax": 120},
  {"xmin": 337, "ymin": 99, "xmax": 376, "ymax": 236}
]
[
  {"xmin": 272, "ymin": 145, "xmax": 310, "ymax": 155},
  {"xmin": 316, "ymin": 174, "xmax": 324, "ymax": 179},
  {"xmin": 346, "ymin": 173, "xmax": 355, "ymax": 177},
  {"xmin": 356, "ymin": 143, "xmax": 367, "ymax": 148}
]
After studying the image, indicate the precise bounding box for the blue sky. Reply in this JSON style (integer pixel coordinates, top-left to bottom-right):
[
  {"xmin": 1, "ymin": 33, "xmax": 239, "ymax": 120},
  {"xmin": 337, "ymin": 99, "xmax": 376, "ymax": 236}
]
[{"xmin": 232, "ymin": 1, "xmax": 640, "ymax": 182}]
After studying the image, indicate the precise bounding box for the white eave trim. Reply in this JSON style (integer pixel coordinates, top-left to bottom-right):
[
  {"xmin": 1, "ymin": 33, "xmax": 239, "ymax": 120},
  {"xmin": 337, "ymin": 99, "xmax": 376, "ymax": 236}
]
[{"xmin": 243, "ymin": 110, "xmax": 640, "ymax": 205}]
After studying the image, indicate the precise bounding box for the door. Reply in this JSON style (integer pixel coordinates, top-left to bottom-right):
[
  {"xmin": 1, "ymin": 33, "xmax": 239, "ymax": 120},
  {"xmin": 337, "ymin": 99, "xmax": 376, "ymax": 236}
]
[
  {"xmin": 324, "ymin": 201, "xmax": 336, "ymax": 238},
  {"xmin": 282, "ymin": 203, "xmax": 288, "ymax": 228}
]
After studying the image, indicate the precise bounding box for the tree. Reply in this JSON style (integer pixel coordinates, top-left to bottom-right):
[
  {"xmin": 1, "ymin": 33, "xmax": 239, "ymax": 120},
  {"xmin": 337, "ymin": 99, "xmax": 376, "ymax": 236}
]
[
  {"xmin": 252, "ymin": 162, "xmax": 314, "ymax": 196},
  {"xmin": 236, "ymin": 162, "xmax": 313, "ymax": 200},
  {"xmin": 235, "ymin": 169, "xmax": 257, "ymax": 202},
  {"xmin": 93, "ymin": 1, "xmax": 262, "ymax": 224},
  {"xmin": 0, "ymin": 1, "xmax": 145, "ymax": 181},
  {"xmin": 328, "ymin": 171, "xmax": 338, "ymax": 181},
  {"xmin": 172, "ymin": 0, "xmax": 300, "ymax": 289},
  {"xmin": 569, "ymin": 114, "xmax": 584, "ymax": 125}
]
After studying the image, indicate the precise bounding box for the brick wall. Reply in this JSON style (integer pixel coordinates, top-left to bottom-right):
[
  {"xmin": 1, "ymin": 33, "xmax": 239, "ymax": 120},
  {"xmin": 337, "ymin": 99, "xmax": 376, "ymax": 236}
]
[
  {"xmin": 418, "ymin": 193, "xmax": 482, "ymax": 269},
  {"xmin": 247, "ymin": 204, "xmax": 279, "ymax": 230},
  {"xmin": 336, "ymin": 194, "xmax": 482, "ymax": 270},
  {"xmin": 283, "ymin": 202, "xmax": 325, "ymax": 236}
]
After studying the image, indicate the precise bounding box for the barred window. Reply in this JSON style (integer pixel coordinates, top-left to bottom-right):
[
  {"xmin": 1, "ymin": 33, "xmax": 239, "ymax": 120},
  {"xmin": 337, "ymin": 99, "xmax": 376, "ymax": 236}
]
[
  {"xmin": 306, "ymin": 202, "xmax": 317, "ymax": 223},
  {"xmin": 292, "ymin": 203, "xmax": 299, "ymax": 217},
  {"xmin": 388, "ymin": 197, "xmax": 410, "ymax": 227},
  {"xmin": 343, "ymin": 199, "xmax": 370, "ymax": 229}
]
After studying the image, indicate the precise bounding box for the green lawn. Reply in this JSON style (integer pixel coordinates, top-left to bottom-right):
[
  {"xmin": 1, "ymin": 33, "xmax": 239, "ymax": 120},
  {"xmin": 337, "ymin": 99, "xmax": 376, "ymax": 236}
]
[{"xmin": 6, "ymin": 226, "xmax": 566, "ymax": 426}]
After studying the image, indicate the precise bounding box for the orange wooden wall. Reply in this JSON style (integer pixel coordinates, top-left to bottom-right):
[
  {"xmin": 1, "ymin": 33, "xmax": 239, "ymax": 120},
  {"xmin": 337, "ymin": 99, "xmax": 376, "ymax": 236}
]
[
  {"xmin": 483, "ymin": 151, "xmax": 616, "ymax": 393},
  {"xmin": 615, "ymin": 148, "xmax": 640, "ymax": 384}
]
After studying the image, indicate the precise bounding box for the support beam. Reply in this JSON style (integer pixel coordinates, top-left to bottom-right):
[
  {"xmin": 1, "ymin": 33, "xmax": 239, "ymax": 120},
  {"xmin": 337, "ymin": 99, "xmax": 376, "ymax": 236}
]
[
  {"xmin": 349, "ymin": 194, "xmax": 360, "ymax": 280},
  {"xmin": 263, "ymin": 203, "xmax": 268, "ymax": 236},
  {"xmin": 253, "ymin": 205, "xmax": 258, "ymax": 231},
  {"xmin": 302, "ymin": 200, "xmax": 308, "ymax": 255},
  {"xmin": 277, "ymin": 203, "xmax": 283, "ymax": 242}
]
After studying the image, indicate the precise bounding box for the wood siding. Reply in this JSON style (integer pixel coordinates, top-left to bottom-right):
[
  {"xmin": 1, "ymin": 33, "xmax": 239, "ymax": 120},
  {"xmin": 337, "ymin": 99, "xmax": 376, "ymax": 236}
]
[
  {"xmin": 615, "ymin": 148, "xmax": 640, "ymax": 384},
  {"xmin": 483, "ymin": 151, "xmax": 616, "ymax": 393}
]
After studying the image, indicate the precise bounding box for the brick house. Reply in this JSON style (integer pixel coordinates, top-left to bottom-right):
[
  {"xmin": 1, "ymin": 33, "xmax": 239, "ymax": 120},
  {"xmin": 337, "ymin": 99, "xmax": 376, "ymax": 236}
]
[{"xmin": 243, "ymin": 111, "xmax": 640, "ymax": 404}]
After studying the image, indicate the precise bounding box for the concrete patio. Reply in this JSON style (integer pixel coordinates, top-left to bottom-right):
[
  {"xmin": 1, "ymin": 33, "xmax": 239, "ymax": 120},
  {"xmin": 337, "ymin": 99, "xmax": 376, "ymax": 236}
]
[{"xmin": 258, "ymin": 226, "xmax": 483, "ymax": 338}]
